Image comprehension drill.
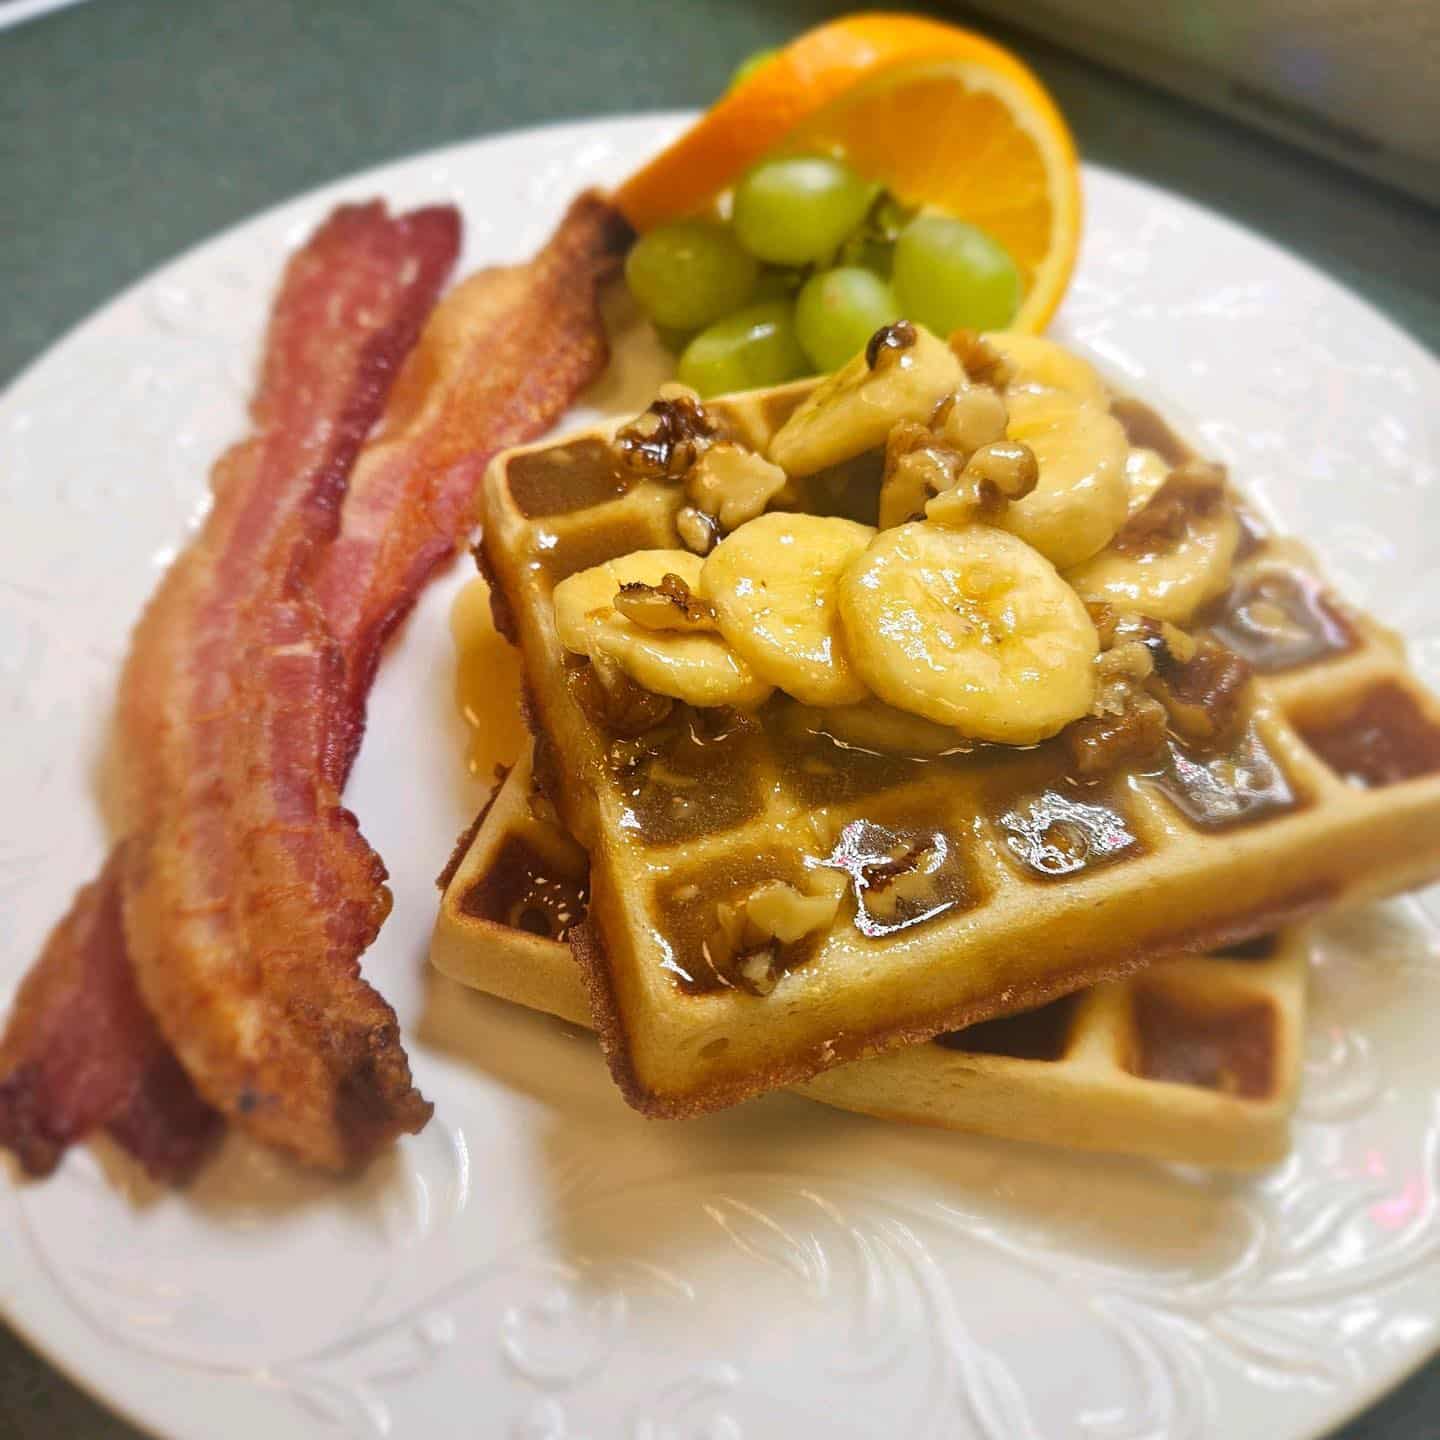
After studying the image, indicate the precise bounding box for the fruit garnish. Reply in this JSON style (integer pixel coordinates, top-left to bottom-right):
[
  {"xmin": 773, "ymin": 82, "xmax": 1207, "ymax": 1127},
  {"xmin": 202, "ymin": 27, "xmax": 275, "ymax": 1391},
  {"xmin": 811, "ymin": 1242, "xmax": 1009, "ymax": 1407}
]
[
  {"xmin": 732, "ymin": 154, "xmax": 878, "ymax": 266},
  {"xmin": 614, "ymin": 14, "xmax": 1080, "ymax": 337},
  {"xmin": 625, "ymin": 219, "xmax": 758, "ymax": 331},
  {"xmin": 677, "ymin": 299, "xmax": 808, "ymax": 396},
  {"xmin": 794, "ymin": 265, "xmax": 898, "ymax": 374}
]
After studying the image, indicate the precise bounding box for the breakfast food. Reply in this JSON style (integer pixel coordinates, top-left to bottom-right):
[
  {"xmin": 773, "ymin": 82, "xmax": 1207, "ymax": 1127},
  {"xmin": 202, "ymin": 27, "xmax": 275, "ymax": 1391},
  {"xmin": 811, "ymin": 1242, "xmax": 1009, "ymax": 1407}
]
[
  {"xmin": 434, "ymin": 749, "xmax": 1309, "ymax": 1167},
  {"xmin": 0, "ymin": 193, "xmax": 629, "ymax": 1179},
  {"xmin": 477, "ymin": 328, "xmax": 1440, "ymax": 1119}
]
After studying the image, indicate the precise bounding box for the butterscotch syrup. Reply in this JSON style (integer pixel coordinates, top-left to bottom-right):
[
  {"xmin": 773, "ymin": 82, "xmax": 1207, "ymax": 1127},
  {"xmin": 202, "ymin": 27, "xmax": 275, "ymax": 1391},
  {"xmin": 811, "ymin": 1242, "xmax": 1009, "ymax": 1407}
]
[{"xmin": 450, "ymin": 575, "xmax": 528, "ymax": 780}]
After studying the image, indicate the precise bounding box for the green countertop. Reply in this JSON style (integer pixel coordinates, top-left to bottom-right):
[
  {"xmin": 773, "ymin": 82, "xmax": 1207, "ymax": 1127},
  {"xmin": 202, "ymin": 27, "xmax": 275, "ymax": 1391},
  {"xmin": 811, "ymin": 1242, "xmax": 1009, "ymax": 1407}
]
[{"xmin": 2, "ymin": 2, "xmax": 1437, "ymax": 1436}]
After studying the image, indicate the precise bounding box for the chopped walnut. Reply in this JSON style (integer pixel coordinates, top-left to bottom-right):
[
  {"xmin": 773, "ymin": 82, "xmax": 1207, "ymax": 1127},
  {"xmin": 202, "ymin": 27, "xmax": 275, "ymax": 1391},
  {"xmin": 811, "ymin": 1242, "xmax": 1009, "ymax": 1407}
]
[
  {"xmin": 1112, "ymin": 460, "xmax": 1228, "ymax": 558},
  {"xmin": 613, "ymin": 572, "xmax": 717, "ymax": 631},
  {"xmin": 705, "ymin": 878, "xmax": 843, "ymax": 994},
  {"xmin": 1152, "ymin": 635, "xmax": 1252, "ymax": 744},
  {"xmin": 865, "ymin": 319, "xmax": 918, "ymax": 370},
  {"xmin": 936, "ymin": 384, "xmax": 1009, "ymax": 454},
  {"xmin": 948, "ymin": 328, "xmax": 1015, "ymax": 388},
  {"xmin": 1066, "ymin": 695, "xmax": 1169, "ymax": 778},
  {"xmin": 615, "ymin": 387, "xmax": 716, "ymax": 480},
  {"xmin": 573, "ymin": 653, "xmax": 674, "ymax": 736},
  {"xmin": 879, "ymin": 381, "xmax": 1030, "ymax": 529},
  {"xmin": 858, "ymin": 840, "xmax": 945, "ymax": 925},
  {"xmin": 1066, "ymin": 608, "xmax": 1207, "ymax": 775},
  {"xmin": 1092, "ymin": 639, "xmax": 1156, "ymax": 716},
  {"xmin": 1110, "ymin": 610, "xmax": 1199, "ymax": 666},
  {"xmin": 685, "ymin": 441, "xmax": 788, "ymax": 533},
  {"xmin": 881, "ymin": 441, "xmax": 959, "ymax": 528},
  {"xmin": 675, "ymin": 505, "xmax": 719, "ymax": 555},
  {"xmin": 924, "ymin": 439, "xmax": 1038, "ymax": 528},
  {"xmin": 963, "ymin": 440, "xmax": 1039, "ymax": 500}
]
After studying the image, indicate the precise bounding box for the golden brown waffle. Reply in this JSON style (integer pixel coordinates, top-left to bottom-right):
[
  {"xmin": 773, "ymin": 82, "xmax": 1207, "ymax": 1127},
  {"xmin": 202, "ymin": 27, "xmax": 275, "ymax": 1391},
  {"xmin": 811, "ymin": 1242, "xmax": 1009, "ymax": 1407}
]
[
  {"xmin": 478, "ymin": 379, "xmax": 1440, "ymax": 1116},
  {"xmin": 432, "ymin": 749, "xmax": 1308, "ymax": 1168}
]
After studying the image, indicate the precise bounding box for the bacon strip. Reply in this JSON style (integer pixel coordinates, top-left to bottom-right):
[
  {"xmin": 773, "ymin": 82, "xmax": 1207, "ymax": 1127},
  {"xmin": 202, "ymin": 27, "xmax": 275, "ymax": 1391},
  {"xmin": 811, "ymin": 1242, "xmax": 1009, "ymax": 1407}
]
[
  {"xmin": 0, "ymin": 849, "xmax": 219, "ymax": 1181},
  {"xmin": 0, "ymin": 202, "xmax": 459, "ymax": 1179},
  {"xmin": 317, "ymin": 191, "xmax": 632, "ymax": 782},
  {"xmin": 117, "ymin": 201, "xmax": 459, "ymax": 1170},
  {"xmin": 1, "ymin": 191, "xmax": 628, "ymax": 1181}
]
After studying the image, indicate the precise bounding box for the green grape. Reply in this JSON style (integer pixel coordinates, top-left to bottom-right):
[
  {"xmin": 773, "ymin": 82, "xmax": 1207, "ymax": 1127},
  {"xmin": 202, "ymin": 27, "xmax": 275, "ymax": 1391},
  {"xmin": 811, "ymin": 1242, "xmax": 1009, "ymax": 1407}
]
[
  {"xmin": 678, "ymin": 300, "xmax": 810, "ymax": 397},
  {"xmin": 729, "ymin": 47, "xmax": 778, "ymax": 90},
  {"xmin": 653, "ymin": 325, "xmax": 694, "ymax": 355},
  {"xmin": 732, "ymin": 155, "xmax": 877, "ymax": 267},
  {"xmin": 625, "ymin": 220, "xmax": 759, "ymax": 331},
  {"xmin": 891, "ymin": 213, "xmax": 1021, "ymax": 335},
  {"xmin": 795, "ymin": 267, "xmax": 900, "ymax": 373},
  {"xmin": 752, "ymin": 266, "xmax": 805, "ymax": 301}
]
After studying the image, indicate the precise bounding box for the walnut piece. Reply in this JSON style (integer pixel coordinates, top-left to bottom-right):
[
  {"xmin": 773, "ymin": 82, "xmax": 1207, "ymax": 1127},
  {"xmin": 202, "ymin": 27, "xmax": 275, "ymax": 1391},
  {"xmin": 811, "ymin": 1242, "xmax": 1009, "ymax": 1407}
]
[
  {"xmin": 676, "ymin": 505, "xmax": 719, "ymax": 556},
  {"xmin": 936, "ymin": 384, "xmax": 1009, "ymax": 454},
  {"xmin": 705, "ymin": 878, "xmax": 844, "ymax": 995},
  {"xmin": 1112, "ymin": 459, "xmax": 1228, "ymax": 558},
  {"xmin": 685, "ymin": 441, "xmax": 788, "ymax": 533},
  {"xmin": 615, "ymin": 386, "xmax": 716, "ymax": 481},
  {"xmin": 878, "ymin": 380, "xmax": 1035, "ymax": 530},
  {"xmin": 574, "ymin": 653, "xmax": 673, "ymax": 736},
  {"xmin": 1152, "ymin": 635, "xmax": 1252, "ymax": 743},
  {"xmin": 613, "ymin": 572, "xmax": 718, "ymax": 631},
  {"xmin": 948, "ymin": 328, "xmax": 1015, "ymax": 388}
]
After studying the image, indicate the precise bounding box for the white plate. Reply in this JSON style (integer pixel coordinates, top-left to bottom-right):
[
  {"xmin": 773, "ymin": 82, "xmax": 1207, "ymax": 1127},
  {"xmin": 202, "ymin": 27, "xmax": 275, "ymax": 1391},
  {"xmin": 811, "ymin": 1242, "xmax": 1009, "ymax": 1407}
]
[{"xmin": 2, "ymin": 115, "xmax": 1439, "ymax": 1440}]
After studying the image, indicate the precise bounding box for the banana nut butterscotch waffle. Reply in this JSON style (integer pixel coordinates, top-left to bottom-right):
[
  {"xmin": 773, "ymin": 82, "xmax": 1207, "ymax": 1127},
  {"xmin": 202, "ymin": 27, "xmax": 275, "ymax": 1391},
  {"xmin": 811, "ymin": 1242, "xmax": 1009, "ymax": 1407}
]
[
  {"xmin": 477, "ymin": 324, "xmax": 1440, "ymax": 1117},
  {"xmin": 433, "ymin": 747, "xmax": 1309, "ymax": 1168}
]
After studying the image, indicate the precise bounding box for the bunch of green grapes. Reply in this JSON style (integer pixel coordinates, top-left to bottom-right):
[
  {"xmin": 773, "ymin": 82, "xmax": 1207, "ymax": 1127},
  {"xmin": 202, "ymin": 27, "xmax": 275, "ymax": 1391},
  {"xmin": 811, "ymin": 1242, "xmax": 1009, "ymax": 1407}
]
[{"xmin": 624, "ymin": 153, "xmax": 1021, "ymax": 396}]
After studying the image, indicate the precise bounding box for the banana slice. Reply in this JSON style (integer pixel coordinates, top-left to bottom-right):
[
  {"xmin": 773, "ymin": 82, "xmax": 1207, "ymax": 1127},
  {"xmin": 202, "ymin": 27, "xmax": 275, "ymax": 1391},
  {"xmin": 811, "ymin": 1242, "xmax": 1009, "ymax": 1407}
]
[
  {"xmin": 702, "ymin": 512, "xmax": 875, "ymax": 706},
  {"xmin": 838, "ymin": 522, "xmax": 1098, "ymax": 745},
  {"xmin": 1065, "ymin": 487, "xmax": 1241, "ymax": 626},
  {"xmin": 553, "ymin": 549, "xmax": 773, "ymax": 709},
  {"xmin": 982, "ymin": 331, "xmax": 1109, "ymax": 406},
  {"xmin": 1124, "ymin": 445, "xmax": 1171, "ymax": 517},
  {"xmin": 996, "ymin": 387, "xmax": 1130, "ymax": 570},
  {"xmin": 786, "ymin": 697, "xmax": 968, "ymax": 758},
  {"xmin": 769, "ymin": 324, "xmax": 962, "ymax": 477}
]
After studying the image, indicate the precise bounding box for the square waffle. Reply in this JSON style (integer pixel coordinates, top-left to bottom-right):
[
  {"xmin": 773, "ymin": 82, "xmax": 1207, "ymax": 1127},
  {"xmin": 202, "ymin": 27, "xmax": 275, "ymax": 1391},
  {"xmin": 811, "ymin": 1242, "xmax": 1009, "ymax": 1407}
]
[
  {"xmin": 478, "ymin": 374, "xmax": 1440, "ymax": 1116},
  {"xmin": 432, "ymin": 748, "xmax": 1308, "ymax": 1168}
]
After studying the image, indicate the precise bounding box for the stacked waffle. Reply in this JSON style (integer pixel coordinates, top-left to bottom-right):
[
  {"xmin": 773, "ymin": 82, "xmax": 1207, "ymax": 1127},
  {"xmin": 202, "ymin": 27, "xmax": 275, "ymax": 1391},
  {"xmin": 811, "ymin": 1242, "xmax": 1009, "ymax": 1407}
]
[{"xmin": 434, "ymin": 327, "xmax": 1440, "ymax": 1166}]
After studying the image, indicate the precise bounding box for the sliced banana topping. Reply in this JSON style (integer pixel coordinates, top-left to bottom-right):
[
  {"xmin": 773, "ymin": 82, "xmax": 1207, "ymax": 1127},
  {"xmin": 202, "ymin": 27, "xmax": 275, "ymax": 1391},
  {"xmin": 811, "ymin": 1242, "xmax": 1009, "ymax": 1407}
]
[
  {"xmin": 769, "ymin": 323, "xmax": 962, "ymax": 477},
  {"xmin": 996, "ymin": 386, "xmax": 1130, "ymax": 570},
  {"xmin": 838, "ymin": 522, "xmax": 1099, "ymax": 745},
  {"xmin": 1065, "ymin": 464, "xmax": 1241, "ymax": 626},
  {"xmin": 553, "ymin": 549, "xmax": 773, "ymax": 709},
  {"xmin": 702, "ymin": 512, "xmax": 875, "ymax": 706},
  {"xmin": 1123, "ymin": 445, "xmax": 1171, "ymax": 517},
  {"xmin": 979, "ymin": 331, "xmax": 1110, "ymax": 405},
  {"xmin": 785, "ymin": 697, "xmax": 969, "ymax": 758}
]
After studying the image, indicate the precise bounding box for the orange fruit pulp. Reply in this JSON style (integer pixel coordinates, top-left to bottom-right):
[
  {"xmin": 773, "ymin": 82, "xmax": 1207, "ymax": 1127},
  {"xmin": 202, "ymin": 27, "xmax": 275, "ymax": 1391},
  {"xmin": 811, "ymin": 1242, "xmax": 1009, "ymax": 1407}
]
[{"xmin": 613, "ymin": 13, "xmax": 1081, "ymax": 333}]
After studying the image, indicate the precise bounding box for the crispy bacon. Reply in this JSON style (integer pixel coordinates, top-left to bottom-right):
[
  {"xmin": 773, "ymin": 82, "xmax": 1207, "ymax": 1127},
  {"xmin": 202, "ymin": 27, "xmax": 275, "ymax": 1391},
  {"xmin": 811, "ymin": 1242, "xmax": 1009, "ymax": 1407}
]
[
  {"xmin": 0, "ymin": 850, "xmax": 220, "ymax": 1182},
  {"xmin": 1, "ymin": 202, "xmax": 459, "ymax": 1178},
  {"xmin": 317, "ymin": 191, "xmax": 632, "ymax": 781},
  {"xmin": 1, "ymin": 191, "xmax": 628, "ymax": 1181},
  {"xmin": 117, "ymin": 201, "xmax": 458, "ymax": 1169}
]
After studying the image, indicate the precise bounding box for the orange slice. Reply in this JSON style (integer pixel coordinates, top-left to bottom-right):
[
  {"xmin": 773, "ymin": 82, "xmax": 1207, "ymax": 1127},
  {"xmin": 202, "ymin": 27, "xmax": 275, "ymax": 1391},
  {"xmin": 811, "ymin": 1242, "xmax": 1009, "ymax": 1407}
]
[
  {"xmin": 613, "ymin": 13, "xmax": 1080, "ymax": 333},
  {"xmin": 784, "ymin": 57, "xmax": 1080, "ymax": 332}
]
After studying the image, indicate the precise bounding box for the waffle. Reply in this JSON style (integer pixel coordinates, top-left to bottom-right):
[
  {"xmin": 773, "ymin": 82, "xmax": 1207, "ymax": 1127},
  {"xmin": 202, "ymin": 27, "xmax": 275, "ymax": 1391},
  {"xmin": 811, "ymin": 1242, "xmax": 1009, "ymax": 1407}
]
[
  {"xmin": 478, "ymin": 376, "xmax": 1440, "ymax": 1116},
  {"xmin": 432, "ymin": 749, "xmax": 1309, "ymax": 1168}
]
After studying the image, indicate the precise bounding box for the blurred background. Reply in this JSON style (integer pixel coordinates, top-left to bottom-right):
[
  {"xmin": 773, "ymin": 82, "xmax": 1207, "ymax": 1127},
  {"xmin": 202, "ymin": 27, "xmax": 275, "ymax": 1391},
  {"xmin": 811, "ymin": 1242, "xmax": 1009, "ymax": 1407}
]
[{"xmin": 2, "ymin": 1, "xmax": 1437, "ymax": 1436}]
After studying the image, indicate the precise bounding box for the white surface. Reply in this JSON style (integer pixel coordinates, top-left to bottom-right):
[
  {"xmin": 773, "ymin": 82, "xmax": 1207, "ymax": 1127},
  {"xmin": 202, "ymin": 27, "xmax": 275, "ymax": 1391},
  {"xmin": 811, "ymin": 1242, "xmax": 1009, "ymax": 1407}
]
[
  {"xmin": 0, "ymin": 0, "xmax": 90, "ymax": 32},
  {"xmin": 1, "ymin": 115, "xmax": 1438, "ymax": 1440}
]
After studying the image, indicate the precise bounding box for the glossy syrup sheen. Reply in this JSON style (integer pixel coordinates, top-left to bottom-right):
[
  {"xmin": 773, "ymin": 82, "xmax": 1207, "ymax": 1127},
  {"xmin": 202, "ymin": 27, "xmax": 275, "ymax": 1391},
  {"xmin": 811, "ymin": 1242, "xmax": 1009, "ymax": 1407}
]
[
  {"xmin": 461, "ymin": 834, "xmax": 589, "ymax": 941},
  {"xmin": 501, "ymin": 393, "xmax": 1351, "ymax": 997}
]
